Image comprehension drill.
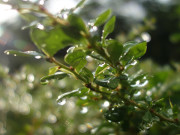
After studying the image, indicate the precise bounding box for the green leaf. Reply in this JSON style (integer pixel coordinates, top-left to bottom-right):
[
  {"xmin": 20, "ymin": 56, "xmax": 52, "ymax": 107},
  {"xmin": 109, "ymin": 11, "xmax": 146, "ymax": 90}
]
[
  {"xmin": 74, "ymin": 0, "xmax": 86, "ymax": 9},
  {"xmin": 56, "ymin": 87, "xmax": 89, "ymax": 102},
  {"xmin": 95, "ymin": 63, "xmax": 109, "ymax": 77},
  {"xmin": 107, "ymin": 40, "xmax": 123, "ymax": 64},
  {"xmin": 31, "ymin": 26, "xmax": 74, "ymax": 56},
  {"xmin": 94, "ymin": 9, "xmax": 112, "ymax": 27},
  {"xmin": 79, "ymin": 68, "xmax": 93, "ymax": 83},
  {"xmin": 102, "ymin": 16, "xmax": 116, "ymax": 40},
  {"xmin": 49, "ymin": 66, "xmax": 59, "ymax": 75},
  {"xmin": 95, "ymin": 77, "xmax": 119, "ymax": 89},
  {"xmin": 56, "ymin": 89, "xmax": 79, "ymax": 102},
  {"xmin": 65, "ymin": 50, "xmax": 87, "ymax": 72},
  {"xmin": 121, "ymin": 41, "xmax": 147, "ymax": 65},
  {"xmin": 104, "ymin": 106, "xmax": 127, "ymax": 122},
  {"xmin": 4, "ymin": 50, "xmax": 45, "ymax": 59},
  {"xmin": 40, "ymin": 72, "xmax": 68, "ymax": 85},
  {"xmin": 143, "ymin": 111, "xmax": 152, "ymax": 122},
  {"xmin": 68, "ymin": 14, "xmax": 88, "ymax": 34}
]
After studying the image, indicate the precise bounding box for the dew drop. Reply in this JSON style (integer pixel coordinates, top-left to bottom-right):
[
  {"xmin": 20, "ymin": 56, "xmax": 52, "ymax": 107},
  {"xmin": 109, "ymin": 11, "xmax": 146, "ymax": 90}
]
[
  {"xmin": 39, "ymin": 0, "xmax": 45, "ymax": 5},
  {"xmin": 134, "ymin": 91, "xmax": 141, "ymax": 97},
  {"xmin": 91, "ymin": 128, "xmax": 98, "ymax": 134},
  {"xmin": 80, "ymin": 107, "xmax": 88, "ymax": 114},
  {"xmin": 42, "ymin": 44, "xmax": 46, "ymax": 48},
  {"xmin": 141, "ymin": 32, "xmax": 151, "ymax": 42},
  {"xmin": 37, "ymin": 23, "xmax": 44, "ymax": 30},
  {"xmin": 58, "ymin": 99, "xmax": 66, "ymax": 106},
  {"xmin": 88, "ymin": 22, "xmax": 98, "ymax": 32},
  {"xmin": 102, "ymin": 101, "xmax": 110, "ymax": 108},
  {"xmin": 80, "ymin": 96, "xmax": 87, "ymax": 100},
  {"xmin": 48, "ymin": 114, "xmax": 57, "ymax": 124},
  {"xmin": 27, "ymin": 74, "xmax": 35, "ymax": 82},
  {"xmin": 35, "ymin": 55, "xmax": 42, "ymax": 59},
  {"xmin": 78, "ymin": 124, "xmax": 87, "ymax": 133}
]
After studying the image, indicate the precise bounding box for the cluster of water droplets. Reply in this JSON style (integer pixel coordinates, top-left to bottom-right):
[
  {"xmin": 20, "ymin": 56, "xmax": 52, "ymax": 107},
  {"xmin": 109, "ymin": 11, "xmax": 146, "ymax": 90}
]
[{"xmin": 88, "ymin": 22, "xmax": 98, "ymax": 33}]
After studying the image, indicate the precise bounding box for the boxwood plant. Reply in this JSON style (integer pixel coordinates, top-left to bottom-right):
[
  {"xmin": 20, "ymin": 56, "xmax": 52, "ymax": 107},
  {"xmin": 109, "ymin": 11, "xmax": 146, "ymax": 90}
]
[{"xmin": 2, "ymin": 0, "xmax": 180, "ymax": 132}]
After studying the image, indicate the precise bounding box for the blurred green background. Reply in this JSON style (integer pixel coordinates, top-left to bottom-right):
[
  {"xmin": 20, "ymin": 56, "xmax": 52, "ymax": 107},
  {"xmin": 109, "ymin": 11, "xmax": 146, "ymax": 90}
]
[{"xmin": 0, "ymin": 0, "xmax": 180, "ymax": 134}]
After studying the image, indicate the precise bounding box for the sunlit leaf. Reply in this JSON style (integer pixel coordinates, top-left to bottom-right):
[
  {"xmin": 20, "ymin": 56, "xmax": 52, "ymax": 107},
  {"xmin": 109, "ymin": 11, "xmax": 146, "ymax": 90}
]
[
  {"xmin": 121, "ymin": 41, "xmax": 147, "ymax": 65},
  {"xmin": 65, "ymin": 50, "xmax": 87, "ymax": 72},
  {"xmin": 31, "ymin": 26, "xmax": 75, "ymax": 56},
  {"xmin": 102, "ymin": 16, "xmax": 116, "ymax": 40},
  {"xmin": 49, "ymin": 66, "xmax": 59, "ymax": 75},
  {"xmin": 94, "ymin": 9, "xmax": 112, "ymax": 27}
]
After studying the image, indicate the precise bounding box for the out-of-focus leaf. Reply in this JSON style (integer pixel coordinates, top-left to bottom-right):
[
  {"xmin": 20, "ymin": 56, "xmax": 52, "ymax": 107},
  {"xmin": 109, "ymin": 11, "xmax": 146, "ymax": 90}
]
[
  {"xmin": 4, "ymin": 50, "xmax": 45, "ymax": 59},
  {"xmin": 65, "ymin": 50, "xmax": 87, "ymax": 72},
  {"xmin": 68, "ymin": 14, "xmax": 88, "ymax": 34},
  {"xmin": 31, "ymin": 26, "xmax": 75, "ymax": 56},
  {"xmin": 94, "ymin": 9, "xmax": 112, "ymax": 27},
  {"xmin": 74, "ymin": 0, "xmax": 86, "ymax": 10},
  {"xmin": 102, "ymin": 16, "xmax": 116, "ymax": 40}
]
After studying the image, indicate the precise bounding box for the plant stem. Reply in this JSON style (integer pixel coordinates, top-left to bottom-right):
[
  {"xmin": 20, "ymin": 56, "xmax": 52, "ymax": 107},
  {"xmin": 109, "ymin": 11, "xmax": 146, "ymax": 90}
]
[
  {"xmin": 50, "ymin": 57, "xmax": 86, "ymax": 83},
  {"xmin": 119, "ymin": 94, "xmax": 179, "ymax": 124},
  {"xmin": 13, "ymin": 4, "xmax": 179, "ymax": 125}
]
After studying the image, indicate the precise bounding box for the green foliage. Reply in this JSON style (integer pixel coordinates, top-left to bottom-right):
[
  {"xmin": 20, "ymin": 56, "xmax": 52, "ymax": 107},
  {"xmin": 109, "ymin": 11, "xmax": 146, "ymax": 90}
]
[
  {"xmin": 102, "ymin": 16, "xmax": 116, "ymax": 40},
  {"xmin": 94, "ymin": 9, "xmax": 112, "ymax": 27},
  {"xmin": 40, "ymin": 72, "xmax": 68, "ymax": 85},
  {"xmin": 3, "ymin": 0, "xmax": 180, "ymax": 134},
  {"xmin": 65, "ymin": 50, "xmax": 87, "ymax": 73}
]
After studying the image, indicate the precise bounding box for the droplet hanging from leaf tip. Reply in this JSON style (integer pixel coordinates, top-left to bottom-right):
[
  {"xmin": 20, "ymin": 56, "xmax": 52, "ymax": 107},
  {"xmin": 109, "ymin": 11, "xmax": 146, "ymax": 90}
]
[{"xmin": 58, "ymin": 99, "xmax": 66, "ymax": 106}]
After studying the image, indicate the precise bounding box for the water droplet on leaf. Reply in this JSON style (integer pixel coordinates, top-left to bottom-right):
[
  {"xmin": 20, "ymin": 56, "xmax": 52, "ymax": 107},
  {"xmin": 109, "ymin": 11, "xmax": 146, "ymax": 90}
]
[
  {"xmin": 35, "ymin": 55, "xmax": 42, "ymax": 59},
  {"xmin": 58, "ymin": 99, "xmax": 66, "ymax": 106},
  {"xmin": 80, "ymin": 107, "xmax": 88, "ymax": 114}
]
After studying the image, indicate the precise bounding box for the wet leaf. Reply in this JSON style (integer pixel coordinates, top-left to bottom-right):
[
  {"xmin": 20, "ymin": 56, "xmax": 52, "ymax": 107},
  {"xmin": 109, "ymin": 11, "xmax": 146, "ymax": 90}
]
[
  {"xmin": 121, "ymin": 41, "xmax": 147, "ymax": 65},
  {"xmin": 95, "ymin": 63, "xmax": 109, "ymax": 77},
  {"xmin": 4, "ymin": 50, "xmax": 45, "ymax": 59},
  {"xmin": 79, "ymin": 67, "xmax": 93, "ymax": 83},
  {"xmin": 40, "ymin": 72, "xmax": 68, "ymax": 85},
  {"xmin": 65, "ymin": 50, "xmax": 87, "ymax": 72},
  {"xmin": 56, "ymin": 87, "xmax": 89, "ymax": 102},
  {"xmin": 95, "ymin": 77, "xmax": 119, "ymax": 89}
]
